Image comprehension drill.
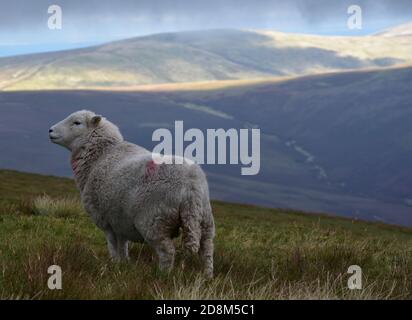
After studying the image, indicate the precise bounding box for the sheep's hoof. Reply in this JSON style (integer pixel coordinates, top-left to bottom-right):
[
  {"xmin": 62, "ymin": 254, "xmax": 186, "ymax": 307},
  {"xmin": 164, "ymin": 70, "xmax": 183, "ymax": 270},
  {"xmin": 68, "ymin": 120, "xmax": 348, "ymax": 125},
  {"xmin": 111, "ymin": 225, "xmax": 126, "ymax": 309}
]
[
  {"xmin": 203, "ymin": 270, "xmax": 213, "ymax": 280},
  {"xmin": 159, "ymin": 262, "xmax": 173, "ymax": 273}
]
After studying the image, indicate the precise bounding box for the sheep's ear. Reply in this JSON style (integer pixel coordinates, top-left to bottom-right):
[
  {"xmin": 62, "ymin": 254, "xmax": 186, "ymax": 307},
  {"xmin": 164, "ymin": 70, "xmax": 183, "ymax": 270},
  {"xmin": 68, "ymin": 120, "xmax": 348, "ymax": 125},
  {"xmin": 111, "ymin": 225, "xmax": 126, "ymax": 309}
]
[{"xmin": 91, "ymin": 115, "xmax": 102, "ymax": 127}]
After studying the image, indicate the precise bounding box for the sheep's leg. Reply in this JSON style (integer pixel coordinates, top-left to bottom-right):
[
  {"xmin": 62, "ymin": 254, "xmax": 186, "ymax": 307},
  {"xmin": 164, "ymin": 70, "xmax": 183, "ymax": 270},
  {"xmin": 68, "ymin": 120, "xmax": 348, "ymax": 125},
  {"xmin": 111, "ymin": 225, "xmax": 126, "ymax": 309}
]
[
  {"xmin": 117, "ymin": 236, "xmax": 129, "ymax": 261},
  {"xmin": 199, "ymin": 231, "xmax": 214, "ymax": 279},
  {"xmin": 199, "ymin": 211, "xmax": 215, "ymax": 279},
  {"xmin": 135, "ymin": 214, "xmax": 176, "ymax": 272},
  {"xmin": 152, "ymin": 238, "xmax": 176, "ymax": 272},
  {"xmin": 104, "ymin": 229, "xmax": 119, "ymax": 260}
]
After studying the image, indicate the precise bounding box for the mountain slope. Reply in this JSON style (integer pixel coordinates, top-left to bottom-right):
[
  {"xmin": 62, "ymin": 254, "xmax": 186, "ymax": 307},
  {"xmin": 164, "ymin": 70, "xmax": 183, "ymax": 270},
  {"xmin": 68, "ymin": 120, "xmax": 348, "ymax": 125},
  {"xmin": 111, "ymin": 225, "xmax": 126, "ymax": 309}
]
[
  {"xmin": 176, "ymin": 66, "xmax": 412, "ymax": 220},
  {"xmin": 0, "ymin": 66, "xmax": 411, "ymax": 226},
  {"xmin": 197, "ymin": 66, "xmax": 412, "ymax": 193},
  {"xmin": 1, "ymin": 28, "xmax": 412, "ymax": 90}
]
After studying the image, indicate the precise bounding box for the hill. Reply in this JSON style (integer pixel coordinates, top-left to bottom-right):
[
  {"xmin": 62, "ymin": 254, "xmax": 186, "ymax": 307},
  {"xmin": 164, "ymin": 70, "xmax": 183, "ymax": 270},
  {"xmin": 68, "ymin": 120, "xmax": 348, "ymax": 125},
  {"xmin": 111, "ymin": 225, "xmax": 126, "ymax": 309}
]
[
  {"xmin": 0, "ymin": 169, "xmax": 411, "ymax": 299},
  {"xmin": 1, "ymin": 28, "xmax": 412, "ymax": 90},
  {"xmin": 0, "ymin": 65, "xmax": 411, "ymax": 226}
]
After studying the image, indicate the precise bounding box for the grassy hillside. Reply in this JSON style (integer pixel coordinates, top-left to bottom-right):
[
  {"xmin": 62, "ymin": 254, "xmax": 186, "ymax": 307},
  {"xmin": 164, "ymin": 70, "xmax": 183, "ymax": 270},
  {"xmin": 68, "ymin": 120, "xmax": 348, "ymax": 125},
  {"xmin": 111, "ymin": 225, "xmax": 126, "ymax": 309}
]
[
  {"xmin": 1, "ymin": 29, "xmax": 412, "ymax": 91},
  {"xmin": 0, "ymin": 170, "xmax": 411, "ymax": 299}
]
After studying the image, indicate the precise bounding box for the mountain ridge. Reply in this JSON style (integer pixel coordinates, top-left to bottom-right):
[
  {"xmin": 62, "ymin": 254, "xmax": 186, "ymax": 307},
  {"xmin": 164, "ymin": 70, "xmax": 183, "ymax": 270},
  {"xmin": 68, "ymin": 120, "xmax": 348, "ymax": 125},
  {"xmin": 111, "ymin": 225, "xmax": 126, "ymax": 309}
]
[{"xmin": 1, "ymin": 27, "xmax": 412, "ymax": 91}]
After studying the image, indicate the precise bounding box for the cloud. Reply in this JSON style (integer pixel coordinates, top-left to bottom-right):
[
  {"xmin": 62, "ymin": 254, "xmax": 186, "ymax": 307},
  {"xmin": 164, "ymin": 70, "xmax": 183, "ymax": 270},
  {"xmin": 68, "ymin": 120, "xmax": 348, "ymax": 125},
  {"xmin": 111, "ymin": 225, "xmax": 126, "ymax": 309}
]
[{"xmin": 0, "ymin": 0, "xmax": 411, "ymax": 44}]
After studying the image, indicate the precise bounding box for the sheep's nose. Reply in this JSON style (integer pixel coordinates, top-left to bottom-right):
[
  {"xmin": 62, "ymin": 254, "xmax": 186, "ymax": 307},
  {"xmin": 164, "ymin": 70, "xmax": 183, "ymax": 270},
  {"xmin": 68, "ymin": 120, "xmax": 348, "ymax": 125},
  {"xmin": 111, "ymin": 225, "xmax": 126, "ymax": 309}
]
[{"xmin": 49, "ymin": 128, "xmax": 53, "ymax": 133}]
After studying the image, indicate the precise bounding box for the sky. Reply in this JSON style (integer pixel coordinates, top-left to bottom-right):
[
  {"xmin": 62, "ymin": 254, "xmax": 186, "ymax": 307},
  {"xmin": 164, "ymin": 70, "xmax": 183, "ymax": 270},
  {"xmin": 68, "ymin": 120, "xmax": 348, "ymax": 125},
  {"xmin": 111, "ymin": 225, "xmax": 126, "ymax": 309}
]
[{"xmin": 1, "ymin": 0, "xmax": 412, "ymax": 57}]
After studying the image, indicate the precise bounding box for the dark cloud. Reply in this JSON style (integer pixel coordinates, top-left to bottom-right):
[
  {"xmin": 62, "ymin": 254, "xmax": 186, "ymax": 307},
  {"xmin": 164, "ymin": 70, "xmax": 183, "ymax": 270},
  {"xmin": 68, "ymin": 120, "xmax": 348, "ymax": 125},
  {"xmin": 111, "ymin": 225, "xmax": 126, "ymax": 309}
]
[{"xmin": 0, "ymin": 0, "xmax": 411, "ymax": 43}]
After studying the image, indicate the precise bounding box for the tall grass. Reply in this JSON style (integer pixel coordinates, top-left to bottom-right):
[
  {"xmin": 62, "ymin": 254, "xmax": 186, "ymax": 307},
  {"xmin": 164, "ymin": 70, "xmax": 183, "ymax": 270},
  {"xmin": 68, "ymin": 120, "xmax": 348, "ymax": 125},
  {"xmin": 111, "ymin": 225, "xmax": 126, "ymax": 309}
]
[
  {"xmin": 32, "ymin": 195, "xmax": 84, "ymax": 218},
  {"xmin": 0, "ymin": 193, "xmax": 411, "ymax": 300}
]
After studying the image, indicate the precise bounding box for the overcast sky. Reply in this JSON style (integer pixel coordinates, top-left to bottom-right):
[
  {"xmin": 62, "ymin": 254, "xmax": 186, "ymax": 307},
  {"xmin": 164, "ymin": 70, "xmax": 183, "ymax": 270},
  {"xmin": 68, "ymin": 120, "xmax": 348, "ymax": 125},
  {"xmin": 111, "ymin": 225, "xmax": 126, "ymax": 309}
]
[{"xmin": 1, "ymin": 0, "xmax": 411, "ymax": 56}]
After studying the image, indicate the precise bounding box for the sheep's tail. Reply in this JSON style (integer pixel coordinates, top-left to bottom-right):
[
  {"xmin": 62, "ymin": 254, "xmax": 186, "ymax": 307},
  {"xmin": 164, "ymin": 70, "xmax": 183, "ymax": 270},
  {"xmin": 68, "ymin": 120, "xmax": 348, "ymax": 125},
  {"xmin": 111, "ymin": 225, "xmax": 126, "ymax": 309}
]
[{"xmin": 180, "ymin": 181, "xmax": 204, "ymax": 254}]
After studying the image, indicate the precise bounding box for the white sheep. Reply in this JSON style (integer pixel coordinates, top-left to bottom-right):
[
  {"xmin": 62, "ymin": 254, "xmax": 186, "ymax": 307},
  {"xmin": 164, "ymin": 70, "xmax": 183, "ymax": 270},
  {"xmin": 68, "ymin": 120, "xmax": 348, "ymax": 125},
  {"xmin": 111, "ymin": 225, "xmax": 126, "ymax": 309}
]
[{"xmin": 49, "ymin": 110, "xmax": 215, "ymax": 278}]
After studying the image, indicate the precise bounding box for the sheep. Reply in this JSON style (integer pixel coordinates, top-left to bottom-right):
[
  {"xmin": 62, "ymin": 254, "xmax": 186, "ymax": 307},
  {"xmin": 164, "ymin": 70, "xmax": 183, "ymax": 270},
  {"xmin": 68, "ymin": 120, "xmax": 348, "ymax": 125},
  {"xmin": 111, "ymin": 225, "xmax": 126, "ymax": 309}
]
[{"xmin": 49, "ymin": 110, "xmax": 215, "ymax": 278}]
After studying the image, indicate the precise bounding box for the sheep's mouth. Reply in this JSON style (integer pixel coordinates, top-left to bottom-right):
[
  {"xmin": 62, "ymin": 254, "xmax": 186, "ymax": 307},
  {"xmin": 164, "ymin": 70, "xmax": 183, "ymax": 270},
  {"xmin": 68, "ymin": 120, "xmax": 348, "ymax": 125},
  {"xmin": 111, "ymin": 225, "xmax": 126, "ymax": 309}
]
[{"xmin": 49, "ymin": 135, "xmax": 60, "ymax": 142}]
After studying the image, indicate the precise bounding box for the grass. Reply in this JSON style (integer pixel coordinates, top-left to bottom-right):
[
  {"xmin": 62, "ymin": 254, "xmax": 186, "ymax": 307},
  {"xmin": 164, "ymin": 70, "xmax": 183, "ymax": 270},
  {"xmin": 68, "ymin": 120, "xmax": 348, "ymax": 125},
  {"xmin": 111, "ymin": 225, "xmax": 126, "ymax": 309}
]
[
  {"xmin": 32, "ymin": 195, "xmax": 84, "ymax": 218},
  {"xmin": 0, "ymin": 169, "xmax": 411, "ymax": 299}
]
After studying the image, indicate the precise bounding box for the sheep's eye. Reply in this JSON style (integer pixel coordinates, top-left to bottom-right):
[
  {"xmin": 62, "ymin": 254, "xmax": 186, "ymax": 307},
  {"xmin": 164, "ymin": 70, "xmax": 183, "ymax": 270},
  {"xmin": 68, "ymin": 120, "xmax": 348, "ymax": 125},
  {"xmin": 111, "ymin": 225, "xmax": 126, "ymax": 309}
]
[{"xmin": 73, "ymin": 121, "xmax": 81, "ymax": 126}]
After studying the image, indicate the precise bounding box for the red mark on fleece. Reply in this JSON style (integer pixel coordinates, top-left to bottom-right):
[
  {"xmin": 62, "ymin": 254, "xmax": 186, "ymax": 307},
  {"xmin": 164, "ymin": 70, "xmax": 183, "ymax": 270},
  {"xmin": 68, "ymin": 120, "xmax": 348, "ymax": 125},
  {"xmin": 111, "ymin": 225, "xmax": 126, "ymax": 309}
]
[
  {"xmin": 70, "ymin": 158, "xmax": 78, "ymax": 172},
  {"xmin": 145, "ymin": 159, "xmax": 157, "ymax": 176}
]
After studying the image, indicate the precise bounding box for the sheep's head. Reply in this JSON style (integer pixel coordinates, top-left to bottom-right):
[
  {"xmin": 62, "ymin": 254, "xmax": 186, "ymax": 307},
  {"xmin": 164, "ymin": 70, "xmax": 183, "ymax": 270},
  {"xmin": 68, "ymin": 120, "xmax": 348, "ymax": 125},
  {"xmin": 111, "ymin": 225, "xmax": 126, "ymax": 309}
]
[{"xmin": 49, "ymin": 110, "xmax": 103, "ymax": 150}]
